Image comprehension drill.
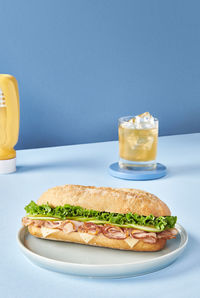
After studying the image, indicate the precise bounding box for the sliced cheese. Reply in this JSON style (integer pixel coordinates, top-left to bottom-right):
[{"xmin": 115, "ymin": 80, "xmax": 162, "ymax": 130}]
[
  {"xmin": 41, "ymin": 227, "xmax": 60, "ymax": 238},
  {"xmin": 125, "ymin": 237, "xmax": 139, "ymax": 248},
  {"xmin": 79, "ymin": 233, "xmax": 94, "ymax": 243}
]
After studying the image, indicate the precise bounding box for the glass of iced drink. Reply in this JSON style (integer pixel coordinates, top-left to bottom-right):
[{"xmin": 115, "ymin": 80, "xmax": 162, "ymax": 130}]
[{"xmin": 118, "ymin": 112, "xmax": 158, "ymax": 169}]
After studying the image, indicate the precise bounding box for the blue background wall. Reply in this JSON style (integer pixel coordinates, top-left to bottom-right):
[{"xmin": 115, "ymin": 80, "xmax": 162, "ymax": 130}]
[{"xmin": 0, "ymin": 0, "xmax": 199, "ymax": 149}]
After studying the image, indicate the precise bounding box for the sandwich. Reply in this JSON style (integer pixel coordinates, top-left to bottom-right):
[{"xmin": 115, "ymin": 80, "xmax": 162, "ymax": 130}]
[{"xmin": 22, "ymin": 185, "xmax": 178, "ymax": 252}]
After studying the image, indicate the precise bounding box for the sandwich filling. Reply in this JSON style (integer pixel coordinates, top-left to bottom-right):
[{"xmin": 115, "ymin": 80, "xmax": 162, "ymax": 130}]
[{"xmin": 22, "ymin": 201, "xmax": 178, "ymax": 244}]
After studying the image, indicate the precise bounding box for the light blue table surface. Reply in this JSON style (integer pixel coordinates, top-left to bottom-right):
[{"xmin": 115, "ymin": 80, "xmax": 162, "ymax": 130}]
[{"xmin": 1, "ymin": 133, "xmax": 200, "ymax": 298}]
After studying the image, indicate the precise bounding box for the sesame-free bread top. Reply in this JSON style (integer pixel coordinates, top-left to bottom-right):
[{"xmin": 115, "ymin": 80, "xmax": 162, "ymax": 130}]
[{"xmin": 37, "ymin": 185, "xmax": 171, "ymax": 217}]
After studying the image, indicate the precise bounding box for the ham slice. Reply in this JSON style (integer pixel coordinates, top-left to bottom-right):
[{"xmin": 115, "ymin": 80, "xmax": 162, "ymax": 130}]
[
  {"xmin": 70, "ymin": 220, "xmax": 84, "ymax": 229},
  {"xmin": 141, "ymin": 237, "xmax": 157, "ymax": 244},
  {"xmin": 132, "ymin": 232, "xmax": 157, "ymax": 239},
  {"xmin": 102, "ymin": 225, "xmax": 127, "ymax": 239},
  {"xmin": 157, "ymin": 228, "xmax": 178, "ymax": 240},
  {"xmin": 44, "ymin": 221, "xmax": 63, "ymax": 229},
  {"xmin": 79, "ymin": 222, "xmax": 101, "ymax": 235},
  {"xmin": 22, "ymin": 217, "xmax": 44, "ymax": 227},
  {"xmin": 22, "ymin": 217, "xmax": 33, "ymax": 226},
  {"xmin": 131, "ymin": 232, "xmax": 157, "ymax": 244}
]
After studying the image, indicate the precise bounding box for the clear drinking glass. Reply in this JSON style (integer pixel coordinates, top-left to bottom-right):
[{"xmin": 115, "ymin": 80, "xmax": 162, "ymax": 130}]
[{"xmin": 118, "ymin": 115, "xmax": 158, "ymax": 169}]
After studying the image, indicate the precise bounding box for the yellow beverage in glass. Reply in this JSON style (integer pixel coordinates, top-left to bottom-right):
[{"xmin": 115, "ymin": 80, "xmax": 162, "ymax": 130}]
[{"xmin": 118, "ymin": 113, "xmax": 158, "ymax": 169}]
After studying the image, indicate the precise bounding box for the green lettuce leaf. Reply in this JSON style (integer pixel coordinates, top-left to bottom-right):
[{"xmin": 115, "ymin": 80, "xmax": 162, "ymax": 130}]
[{"xmin": 25, "ymin": 201, "xmax": 177, "ymax": 232}]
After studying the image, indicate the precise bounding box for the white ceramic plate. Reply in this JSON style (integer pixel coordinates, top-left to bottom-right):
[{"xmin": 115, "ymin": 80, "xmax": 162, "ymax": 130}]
[{"xmin": 17, "ymin": 224, "xmax": 188, "ymax": 278}]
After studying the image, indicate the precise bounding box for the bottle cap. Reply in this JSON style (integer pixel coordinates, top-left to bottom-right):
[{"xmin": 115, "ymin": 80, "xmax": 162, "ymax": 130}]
[{"xmin": 0, "ymin": 158, "xmax": 16, "ymax": 174}]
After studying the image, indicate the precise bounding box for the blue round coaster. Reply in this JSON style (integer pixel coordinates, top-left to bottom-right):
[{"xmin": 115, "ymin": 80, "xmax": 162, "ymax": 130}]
[{"xmin": 108, "ymin": 162, "xmax": 167, "ymax": 181}]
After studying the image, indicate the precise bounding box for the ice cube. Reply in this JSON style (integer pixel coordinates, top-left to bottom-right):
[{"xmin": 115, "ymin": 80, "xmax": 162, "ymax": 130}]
[
  {"xmin": 134, "ymin": 112, "xmax": 155, "ymax": 129},
  {"xmin": 143, "ymin": 136, "xmax": 154, "ymax": 150},
  {"xmin": 121, "ymin": 121, "xmax": 134, "ymax": 128},
  {"xmin": 137, "ymin": 135, "xmax": 154, "ymax": 149},
  {"xmin": 127, "ymin": 134, "xmax": 139, "ymax": 150},
  {"xmin": 139, "ymin": 112, "xmax": 151, "ymax": 120}
]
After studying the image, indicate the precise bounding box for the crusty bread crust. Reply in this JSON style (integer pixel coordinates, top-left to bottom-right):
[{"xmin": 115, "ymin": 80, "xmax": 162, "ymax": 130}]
[
  {"xmin": 37, "ymin": 185, "xmax": 171, "ymax": 217},
  {"xmin": 28, "ymin": 225, "xmax": 166, "ymax": 252}
]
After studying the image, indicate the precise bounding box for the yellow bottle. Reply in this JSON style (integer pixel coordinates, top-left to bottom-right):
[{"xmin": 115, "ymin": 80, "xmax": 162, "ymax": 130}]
[{"xmin": 0, "ymin": 74, "xmax": 20, "ymax": 173}]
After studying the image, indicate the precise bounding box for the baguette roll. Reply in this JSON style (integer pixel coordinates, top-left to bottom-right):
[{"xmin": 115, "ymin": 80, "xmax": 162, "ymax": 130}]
[{"xmin": 23, "ymin": 185, "xmax": 177, "ymax": 252}]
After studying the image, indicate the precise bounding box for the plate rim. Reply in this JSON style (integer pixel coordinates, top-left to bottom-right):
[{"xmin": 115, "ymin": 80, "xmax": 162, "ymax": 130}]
[{"xmin": 17, "ymin": 223, "xmax": 188, "ymax": 268}]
